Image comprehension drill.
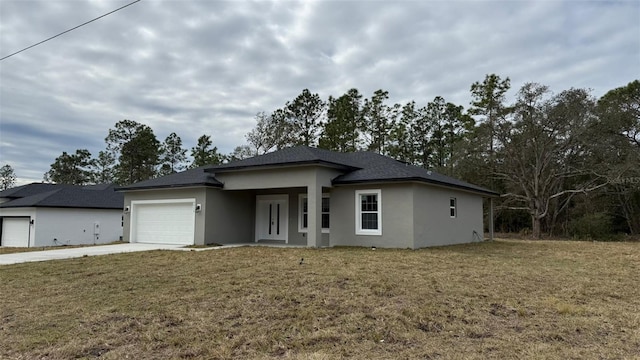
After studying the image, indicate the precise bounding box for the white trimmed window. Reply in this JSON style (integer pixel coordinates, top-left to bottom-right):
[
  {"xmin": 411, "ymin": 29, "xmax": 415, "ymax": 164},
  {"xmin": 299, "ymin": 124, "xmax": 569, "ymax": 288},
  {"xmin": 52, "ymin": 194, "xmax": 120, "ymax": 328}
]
[
  {"xmin": 450, "ymin": 197, "xmax": 457, "ymax": 218},
  {"xmin": 355, "ymin": 189, "xmax": 382, "ymax": 235},
  {"xmin": 298, "ymin": 194, "xmax": 330, "ymax": 233}
]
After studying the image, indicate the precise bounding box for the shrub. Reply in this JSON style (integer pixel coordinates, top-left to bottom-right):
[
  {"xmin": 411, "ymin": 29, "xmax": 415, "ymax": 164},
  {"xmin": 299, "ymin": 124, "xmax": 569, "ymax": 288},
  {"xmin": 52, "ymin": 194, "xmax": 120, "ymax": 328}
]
[{"xmin": 568, "ymin": 212, "xmax": 617, "ymax": 240}]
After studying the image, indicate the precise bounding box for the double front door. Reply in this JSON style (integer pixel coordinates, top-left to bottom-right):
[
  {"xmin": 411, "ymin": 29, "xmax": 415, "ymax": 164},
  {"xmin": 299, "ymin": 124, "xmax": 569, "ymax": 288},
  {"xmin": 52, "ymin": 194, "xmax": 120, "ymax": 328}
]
[{"xmin": 255, "ymin": 195, "xmax": 288, "ymax": 242}]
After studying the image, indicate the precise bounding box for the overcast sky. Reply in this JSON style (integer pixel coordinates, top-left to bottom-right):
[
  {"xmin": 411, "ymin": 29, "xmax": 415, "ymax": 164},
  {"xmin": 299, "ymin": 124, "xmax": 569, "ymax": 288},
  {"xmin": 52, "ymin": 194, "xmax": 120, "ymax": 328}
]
[{"xmin": 0, "ymin": 0, "xmax": 638, "ymax": 185}]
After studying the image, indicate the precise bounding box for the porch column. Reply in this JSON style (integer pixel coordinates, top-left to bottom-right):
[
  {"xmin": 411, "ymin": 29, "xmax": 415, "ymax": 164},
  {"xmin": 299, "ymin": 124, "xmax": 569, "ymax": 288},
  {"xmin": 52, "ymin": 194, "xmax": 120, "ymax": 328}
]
[
  {"xmin": 489, "ymin": 197, "xmax": 494, "ymax": 241},
  {"xmin": 307, "ymin": 178, "xmax": 323, "ymax": 248}
]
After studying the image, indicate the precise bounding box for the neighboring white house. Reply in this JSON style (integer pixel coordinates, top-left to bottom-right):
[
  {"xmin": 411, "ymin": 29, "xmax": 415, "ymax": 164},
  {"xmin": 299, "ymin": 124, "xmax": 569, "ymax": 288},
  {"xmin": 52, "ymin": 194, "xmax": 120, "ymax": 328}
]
[{"xmin": 0, "ymin": 183, "xmax": 124, "ymax": 247}]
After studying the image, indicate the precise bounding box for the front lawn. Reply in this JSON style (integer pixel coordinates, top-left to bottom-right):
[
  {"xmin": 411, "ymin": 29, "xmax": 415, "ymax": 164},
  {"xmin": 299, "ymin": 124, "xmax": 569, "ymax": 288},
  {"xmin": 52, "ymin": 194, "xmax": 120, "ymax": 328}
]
[{"xmin": 1, "ymin": 240, "xmax": 638, "ymax": 359}]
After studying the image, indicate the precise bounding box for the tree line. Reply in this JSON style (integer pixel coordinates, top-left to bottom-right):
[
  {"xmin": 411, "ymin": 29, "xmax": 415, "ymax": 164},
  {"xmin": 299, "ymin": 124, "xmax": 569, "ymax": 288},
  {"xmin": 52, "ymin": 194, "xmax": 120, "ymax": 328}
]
[
  {"xmin": 232, "ymin": 77, "xmax": 638, "ymax": 240},
  {"xmin": 41, "ymin": 120, "xmax": 225, "ymax": 186},
  {"xmin": 4, "ymin": 74, "xmax": 637, "ymax": 239}
]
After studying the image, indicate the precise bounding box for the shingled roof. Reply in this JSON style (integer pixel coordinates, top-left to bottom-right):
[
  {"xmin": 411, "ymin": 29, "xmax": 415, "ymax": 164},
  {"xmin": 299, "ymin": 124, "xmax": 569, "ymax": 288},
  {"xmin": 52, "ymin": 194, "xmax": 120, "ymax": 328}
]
[
  {"xmin": 0, "ymin": 183, "xmax": 70, "ymax": 200},
  {"xmin": 210, "ymin": 146, "xmax": 361, "ymax": 171},
  {"xmin": 115, "ymin": 165, "xmax": 223, "ymax": 191},
  {"xmin": 117, "ymin": 146, "xmax": 498, "ymax": 196},
  {"xmin": 332, "ymin": 152, "xmax": 497, "ymax": 195},
  {"xmin": 0, "ymin": 183, "xmax": 123, "ymax": 209}
]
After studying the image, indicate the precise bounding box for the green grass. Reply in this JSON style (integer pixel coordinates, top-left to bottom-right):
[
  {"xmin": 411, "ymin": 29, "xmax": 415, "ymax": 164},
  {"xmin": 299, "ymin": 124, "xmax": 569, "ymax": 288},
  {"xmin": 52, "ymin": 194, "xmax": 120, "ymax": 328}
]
[{"xmin": 1, "ymin": 239, "xmax": 639, "ymax": 359}]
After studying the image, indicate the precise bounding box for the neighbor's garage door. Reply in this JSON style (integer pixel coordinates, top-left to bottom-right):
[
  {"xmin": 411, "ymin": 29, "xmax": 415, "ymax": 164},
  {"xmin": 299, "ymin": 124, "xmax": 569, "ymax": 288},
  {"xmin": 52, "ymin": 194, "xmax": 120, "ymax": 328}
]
[
  {"xmin": 1, "ymin": 218, "xmax": 30, "ymax": 247},
  {"xmin": 131, "ymin": 201, "xmax": 195, "ymax": 245}
]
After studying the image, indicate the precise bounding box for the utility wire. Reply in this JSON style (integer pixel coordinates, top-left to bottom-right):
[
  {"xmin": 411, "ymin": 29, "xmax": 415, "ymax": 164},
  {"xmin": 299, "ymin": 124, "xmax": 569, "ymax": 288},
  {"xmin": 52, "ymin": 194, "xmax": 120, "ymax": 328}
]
[{"xmin": 0, "ymin": 0, "xmax": 142, "ymax": 61}]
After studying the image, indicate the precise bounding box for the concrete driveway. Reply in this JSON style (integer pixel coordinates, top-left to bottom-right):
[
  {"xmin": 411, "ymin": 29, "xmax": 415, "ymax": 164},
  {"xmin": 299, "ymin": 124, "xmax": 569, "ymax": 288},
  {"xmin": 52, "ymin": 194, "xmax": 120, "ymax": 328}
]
[{"xmin": 0, "ymin": 243, "xmax": 185, "ymax": 265}]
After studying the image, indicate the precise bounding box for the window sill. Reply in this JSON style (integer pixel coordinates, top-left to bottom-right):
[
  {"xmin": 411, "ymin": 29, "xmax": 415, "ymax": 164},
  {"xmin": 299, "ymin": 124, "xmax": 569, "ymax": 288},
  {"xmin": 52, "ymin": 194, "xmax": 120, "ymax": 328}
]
[
  {"xmin": 299, "ymin": 229, "xmax": 330, "ymax": 234},
  {"xmin": 356, "ymin": 229, "xmax": 382, "ymax": 236}
]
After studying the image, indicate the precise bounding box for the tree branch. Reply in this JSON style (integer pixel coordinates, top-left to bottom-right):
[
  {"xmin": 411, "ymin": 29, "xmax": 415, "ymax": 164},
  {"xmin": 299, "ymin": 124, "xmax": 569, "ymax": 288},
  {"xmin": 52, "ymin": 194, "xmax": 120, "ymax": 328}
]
[
  {"xmin": 496, "ymin": 205, "xmax": 531, "ymax": 211},
  {"xmin": 500, "ymin": 192, "xmax": 530, "ymax": 201},
  {"xmin": 548, "ymin": 181, "xmax": 609, "ymax": 201}
]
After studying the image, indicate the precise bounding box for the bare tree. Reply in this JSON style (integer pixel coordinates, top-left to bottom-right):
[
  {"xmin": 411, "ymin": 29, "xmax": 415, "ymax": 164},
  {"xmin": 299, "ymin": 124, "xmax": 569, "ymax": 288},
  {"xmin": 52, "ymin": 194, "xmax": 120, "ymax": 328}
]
[
  {"xmin": 496, "ymin": 84, "xmax": 608, "ymax": 238},
  {"xmin": 0, "ymin": 164, "xmax": 16, "ymax": 190},
  {"xmin": 246, "ymin": 112, "xmax": 281, "ymax": 155}
]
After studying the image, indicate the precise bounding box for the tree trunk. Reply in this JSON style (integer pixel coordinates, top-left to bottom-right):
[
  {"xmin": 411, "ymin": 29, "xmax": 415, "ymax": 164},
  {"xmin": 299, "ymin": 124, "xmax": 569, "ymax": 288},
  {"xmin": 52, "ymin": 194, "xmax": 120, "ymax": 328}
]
[{"xmin": 532, "ymin": 215, "xmax": 542, "ymax": 239}]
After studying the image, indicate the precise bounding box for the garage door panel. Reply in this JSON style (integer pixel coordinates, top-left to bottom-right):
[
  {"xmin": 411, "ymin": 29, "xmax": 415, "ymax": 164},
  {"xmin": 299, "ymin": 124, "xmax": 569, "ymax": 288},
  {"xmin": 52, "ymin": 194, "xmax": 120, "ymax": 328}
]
[
  {"xmin": 132, "ymin": 201, "xmax": 195, "ymax": 245},
  {"xmin": 2, "ymin": 218, "xmax": 30, "ymax": 247}
]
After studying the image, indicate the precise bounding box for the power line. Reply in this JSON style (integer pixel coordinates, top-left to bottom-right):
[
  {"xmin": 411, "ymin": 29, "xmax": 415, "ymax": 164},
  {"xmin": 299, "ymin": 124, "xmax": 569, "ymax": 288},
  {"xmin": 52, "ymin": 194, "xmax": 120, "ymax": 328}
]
[{"xmin": 0, "ymin": 0, "xmax": 142, "ymax": 61}]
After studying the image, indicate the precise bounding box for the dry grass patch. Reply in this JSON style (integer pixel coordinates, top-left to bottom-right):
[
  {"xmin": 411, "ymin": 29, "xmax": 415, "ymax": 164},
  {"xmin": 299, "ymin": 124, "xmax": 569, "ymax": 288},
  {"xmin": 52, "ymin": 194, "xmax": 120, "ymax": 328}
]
[
  {"xmin": 1, "ymin": 240, "xmax": 639, "ymax": 359},
  {"xmin": 0, "ymin": 241, "xmax": 125, "ymax": 255},
  {"xmin": 0, "ymin": 245, "xmax": 89, "ymax": 255}
]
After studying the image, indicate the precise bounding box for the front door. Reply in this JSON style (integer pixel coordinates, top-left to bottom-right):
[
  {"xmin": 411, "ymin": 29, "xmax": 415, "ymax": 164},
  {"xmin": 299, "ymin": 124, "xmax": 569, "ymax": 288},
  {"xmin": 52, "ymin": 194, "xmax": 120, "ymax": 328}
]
[{"xmin": 255, "ymin": 195, "xmax": 288, "ymax": 242}]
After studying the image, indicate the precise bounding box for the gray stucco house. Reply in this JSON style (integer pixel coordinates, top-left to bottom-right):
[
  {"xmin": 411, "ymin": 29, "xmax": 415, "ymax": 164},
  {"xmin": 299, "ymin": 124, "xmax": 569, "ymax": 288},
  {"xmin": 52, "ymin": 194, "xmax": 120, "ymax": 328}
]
[{"xmin": 117, "ymin": 146, "xmax": 498, "ymax": 249}]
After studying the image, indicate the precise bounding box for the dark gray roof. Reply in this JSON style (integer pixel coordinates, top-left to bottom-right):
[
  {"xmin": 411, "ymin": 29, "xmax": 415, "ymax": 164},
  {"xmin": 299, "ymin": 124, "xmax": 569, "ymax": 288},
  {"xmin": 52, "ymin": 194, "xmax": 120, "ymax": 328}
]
[
  {"xmin": 0, "ymin": 183, "xmax": 123, "ymax": 209},
  {"xmin": 0, "ymin": 183, "xmax": 70, "ymax": 199},
  {"xmin": 116, "ymin": 146, "xmax": 498, "ymax": 196},
  {"xmin": 210, "ymin": 146, "xmax": 361, "ymax": 171},
  {"xmin": 333, "ymin": 152, "xmax": 498, "ymax": 196},
  {"xmin": 115, "ymin": 165, "xmax": 223, "ymax": 191}
]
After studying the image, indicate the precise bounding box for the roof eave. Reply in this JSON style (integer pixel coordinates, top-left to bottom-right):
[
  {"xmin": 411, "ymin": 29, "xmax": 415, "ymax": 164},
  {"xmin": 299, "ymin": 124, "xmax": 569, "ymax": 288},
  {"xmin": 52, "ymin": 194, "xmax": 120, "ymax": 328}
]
[
  {"xmin": 332, "ymin": 177, "xmax": 500, "ymax": 197},
  {"xmin": 0, "ymin": 205, "xmax": 123, "ymax": 210},
  {"xmin": 115, "ymin": 182, "xmax": 223, "ymax": 192},
  {"xmin": 0, "ymin": 195, "xmax": 20, "ymax": 199},
  {"xmin": 207, "ymin": 160, "xmax": 359, "ymax": 173}
]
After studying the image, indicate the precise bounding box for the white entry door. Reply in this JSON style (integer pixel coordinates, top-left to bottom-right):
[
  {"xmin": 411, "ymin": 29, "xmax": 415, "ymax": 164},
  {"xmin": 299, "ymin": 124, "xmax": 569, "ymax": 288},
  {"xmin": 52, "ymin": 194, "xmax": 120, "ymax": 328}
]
[{"xmin": 256, "ymin": 195, "xmax": 288, "ymax": 242}]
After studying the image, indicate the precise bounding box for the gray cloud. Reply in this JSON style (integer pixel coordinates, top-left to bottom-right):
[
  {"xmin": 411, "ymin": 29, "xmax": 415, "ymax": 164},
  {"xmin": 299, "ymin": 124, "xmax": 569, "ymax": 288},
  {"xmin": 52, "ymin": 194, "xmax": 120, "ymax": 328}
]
[{"xmin": 1, "ymin": 0, "xmax": 638, "ymax": 185}]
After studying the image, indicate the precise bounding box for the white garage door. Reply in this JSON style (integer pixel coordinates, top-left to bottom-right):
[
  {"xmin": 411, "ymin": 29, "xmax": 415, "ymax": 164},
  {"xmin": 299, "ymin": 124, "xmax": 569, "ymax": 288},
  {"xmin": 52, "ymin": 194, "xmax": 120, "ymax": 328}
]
[
  {"xmin": 1, "ymin": 218, "xmax": 30, "ymax": 247},
  {"xmin": 131, "ymin": 200, "xmax": 196, "ymax": 245}
]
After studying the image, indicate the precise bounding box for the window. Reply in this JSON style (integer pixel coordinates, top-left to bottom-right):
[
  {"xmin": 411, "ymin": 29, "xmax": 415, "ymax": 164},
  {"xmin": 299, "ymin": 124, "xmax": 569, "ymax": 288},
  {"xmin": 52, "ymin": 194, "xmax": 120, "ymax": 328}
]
[
  {"xmin": 355, "ymin": 189, "xmax": 382, "ymax": 235},
  {"xmin": 298, "ymin": 194, "xmax": 330, "ymax": 233},
  {"xmin": 450, "ymin": 197, "xmax": 457, "ymax": 218},
  {"xmin": 322, "ymin": 197, "xmax": 330, "ymax": 229}
]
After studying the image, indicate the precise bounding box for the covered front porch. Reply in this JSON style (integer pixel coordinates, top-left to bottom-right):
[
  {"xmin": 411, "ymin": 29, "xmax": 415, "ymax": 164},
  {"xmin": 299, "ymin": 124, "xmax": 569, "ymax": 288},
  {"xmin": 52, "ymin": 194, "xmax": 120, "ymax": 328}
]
[
  {"xmin": 248, "ymin": 188, "xmax": 331, "ymax": 247},
  {"xmin": 209, "ymin": 165, "xmax": 342, "ymax": 248}
]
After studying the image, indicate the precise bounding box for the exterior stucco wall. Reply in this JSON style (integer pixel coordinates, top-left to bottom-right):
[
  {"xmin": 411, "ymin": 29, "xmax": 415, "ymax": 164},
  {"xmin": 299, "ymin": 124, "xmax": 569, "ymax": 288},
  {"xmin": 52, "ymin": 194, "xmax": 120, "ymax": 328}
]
[
  {"xmin": 291, "ymin": 192, "xmax": 331, "ymax": 248},
  {"xmin": 215, "ymin": 166, "xmax": 342, "ymax": 190},
  {"xmin": 204, "ymin": 188, "xmax": 253, "ymax": 245},
  {"xmin": 330, "ymin": 184, "xmax": 414, "ymax": 249},
  {"xmin": 286, "ymin": 190, "xmax": 306, "ymax": 246},
  {"xmin": 33, "ymin": 208, "xmax": 123, "ymax": 246},
  {"xmin": 123, "ymin": 188, "xmax": 207, "ymax": 245},
  {"xmin": 413, "ymin": 184, "xmax": 484, "ymax": 248},
  {"xmin": 0, "ymin": 207, "xmax": 37, "ymax": 247}
]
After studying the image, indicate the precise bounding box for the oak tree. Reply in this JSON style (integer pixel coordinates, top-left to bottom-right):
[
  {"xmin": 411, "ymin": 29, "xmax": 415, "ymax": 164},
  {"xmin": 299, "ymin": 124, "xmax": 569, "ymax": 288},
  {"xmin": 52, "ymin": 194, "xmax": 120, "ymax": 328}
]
[{"xmin": 496, "ymin": 84, "xmax": 606, "ymax": 238}]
